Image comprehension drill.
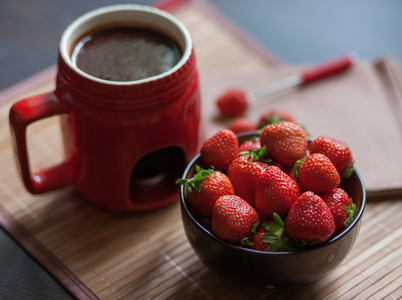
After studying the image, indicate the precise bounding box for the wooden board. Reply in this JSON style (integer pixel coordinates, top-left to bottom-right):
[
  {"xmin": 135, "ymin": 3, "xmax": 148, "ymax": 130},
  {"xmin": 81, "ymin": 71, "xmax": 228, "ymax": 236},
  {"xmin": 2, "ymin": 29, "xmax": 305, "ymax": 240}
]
[{"xmin": 0, "ymin": 0, "xmax": 401, "ymax": 299}]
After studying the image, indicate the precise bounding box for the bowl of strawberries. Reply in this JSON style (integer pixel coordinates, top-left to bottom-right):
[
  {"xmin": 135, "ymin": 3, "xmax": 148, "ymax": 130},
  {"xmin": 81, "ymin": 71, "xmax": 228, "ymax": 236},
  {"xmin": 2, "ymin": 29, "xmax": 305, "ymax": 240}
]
[{"xmin": 177, "ymin": 122, "xmax": 366, "ymax": 287}]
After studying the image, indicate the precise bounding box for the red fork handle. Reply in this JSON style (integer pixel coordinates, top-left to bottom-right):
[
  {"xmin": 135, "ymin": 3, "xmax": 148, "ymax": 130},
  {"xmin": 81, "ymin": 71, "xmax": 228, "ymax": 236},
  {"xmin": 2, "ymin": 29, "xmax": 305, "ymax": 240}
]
[
  {"xmin": 9, "ymin": 92, "xmax": 76, "ymax": 194},
  {"xmin": 301, "ymin": 53, "xmax": 356, "ymax": 84}
]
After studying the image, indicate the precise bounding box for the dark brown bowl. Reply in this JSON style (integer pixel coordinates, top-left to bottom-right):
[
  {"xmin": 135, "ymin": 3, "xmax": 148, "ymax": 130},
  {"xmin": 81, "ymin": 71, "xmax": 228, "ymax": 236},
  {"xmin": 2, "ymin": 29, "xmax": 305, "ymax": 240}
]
[{"xmin": 179, "ymin": 132, "xmax": 366, "ymax": 287}]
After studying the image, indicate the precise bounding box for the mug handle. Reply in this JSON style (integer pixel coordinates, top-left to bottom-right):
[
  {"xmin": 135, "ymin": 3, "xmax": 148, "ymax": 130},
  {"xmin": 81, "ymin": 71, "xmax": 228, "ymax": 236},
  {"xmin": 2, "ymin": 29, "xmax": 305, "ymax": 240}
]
[{"xmin": 9, "ymin": 92, "xmax": 76, "ymax": 194}]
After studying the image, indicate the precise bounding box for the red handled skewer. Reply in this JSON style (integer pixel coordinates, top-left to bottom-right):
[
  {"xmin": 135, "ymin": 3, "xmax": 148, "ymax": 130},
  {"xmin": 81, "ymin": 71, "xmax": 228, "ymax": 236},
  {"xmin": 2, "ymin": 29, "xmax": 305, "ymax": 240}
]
[{"xmin": 216, "ymin": 53, "xmax": 357, "ymax": 117}]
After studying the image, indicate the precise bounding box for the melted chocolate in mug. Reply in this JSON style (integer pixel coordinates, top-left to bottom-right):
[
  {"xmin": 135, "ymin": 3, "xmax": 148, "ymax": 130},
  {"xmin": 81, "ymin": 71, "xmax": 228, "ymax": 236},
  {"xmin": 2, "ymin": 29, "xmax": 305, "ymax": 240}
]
[{"xmin": 71, "ymin": 27, "xmax": 182, "ymax": 81}]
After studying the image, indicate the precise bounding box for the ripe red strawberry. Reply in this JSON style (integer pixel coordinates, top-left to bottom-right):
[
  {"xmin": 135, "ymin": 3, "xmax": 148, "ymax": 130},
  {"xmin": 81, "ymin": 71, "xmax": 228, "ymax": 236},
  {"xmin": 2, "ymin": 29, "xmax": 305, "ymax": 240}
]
[
  {"xmin": 227, "ymin": 117, "xmax": 257, "ymax": 134},
  {"xmin": 216, "ymin": 88, "xmax": 249, "ymax": 118},
  {"xmin": 286, "ymin": 191, "xmax": 335, "ymax": 244},
  {"xmin": 212, "ymin": 195, "xmax": 259, "ymax": 244},
  {"xmin": 227, "ymin": 154, "xmax": 270, "ymax": 207},
  {"xmin": 258, "ymin": 108, "xmax": 296, "ymax": 128},
  {"xmin": 319, "ymin": 188, "xmax": 351, "ymax": 233},
  {"xmin": 309, "ymin": 136, "xmax": 354, "ymax": 177},
  {"xmin": 200, "ymin": 129, "xmax": 239, "ymax": 172},
  {"xmin": 177, "ymin": 167, "xmax": 235, "ymax": 219},
  {"xmin": 294, "ymin": 153, "xmax": 340, "ymax": 193},
  {"xmin": 239, "ymin": 139, "xmax": 261, "ymax": 152},
  {"xmin": 260, "ymin": 122, "xmax": 308, "ymax": 167},
  {"xmin": 255, "ymin": 166, "xmax": 301, "ymax": 218}
]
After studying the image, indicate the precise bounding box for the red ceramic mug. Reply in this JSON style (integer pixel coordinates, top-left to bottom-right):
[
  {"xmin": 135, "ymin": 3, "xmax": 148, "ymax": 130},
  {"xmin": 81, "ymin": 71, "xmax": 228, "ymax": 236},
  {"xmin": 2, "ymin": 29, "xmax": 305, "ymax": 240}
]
[{"xmin": 9, "ymin": 4, "xmax": 202, "ymax": 211}]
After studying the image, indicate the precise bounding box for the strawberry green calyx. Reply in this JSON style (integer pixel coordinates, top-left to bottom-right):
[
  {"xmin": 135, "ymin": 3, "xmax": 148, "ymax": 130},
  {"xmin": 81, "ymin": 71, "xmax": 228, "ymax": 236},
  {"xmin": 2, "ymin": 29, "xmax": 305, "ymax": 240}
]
[
  {"xmin": 240, "ymin": 221, "xmax": 260, "ymax": 247},
  {"xmin": 292, "ymin": 157, "xmax": 306, "ymax": 181},
  {"xmin": 240, "ymin": 145, "xmax": 272, "ymax": 163},
  {"xmin": 344, "ymin": 198, "xmax": 356, "ymax": 227},
  {"xmin": 261, "ymin": 114, "xmax": 283, "ymax": 126},
  {"xmin": 176, "ymin": 165, "xmax": 214, "ymax": 194},
  {"xmin": 258, "ymin": 108, "xmax": 296, "ymax": 129},
  {"xmin": 342, "ymin": 162, "xmax": 355, "ymax": 178},
  {"xmin": 261, "ymin": 213, "xmax": 293, "ymax": 252}
]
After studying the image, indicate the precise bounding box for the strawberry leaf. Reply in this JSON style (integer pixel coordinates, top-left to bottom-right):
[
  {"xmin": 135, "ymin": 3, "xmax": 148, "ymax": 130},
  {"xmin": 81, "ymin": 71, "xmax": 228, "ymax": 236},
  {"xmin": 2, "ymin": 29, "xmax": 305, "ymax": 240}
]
[
  {"xmin": 249, "ymin": 221, "xmax": 260, "ymax": 236},
  {"xmin": 293, "ymin": 157, "xmax": 305, "ymax": 181},
  {"xmin": 193, "ymin": 181, "xmax": 201, "ymax": 192},
  {"xmin": 267, "ymin": 114, "xmax": 282, "ymax": 125},
  {"xmin": 250, "ymin": 150, "xmax": 259, "ymax": 161},
  {"xmin": 194, "ymin": 172, "xmax": 204, "ymax": 182},
  {"xmin": 342, "ymin": 162, "xmax": 355, "ymax": 178},
  {"xmin": 344, "ymin": 198, "xmax": 356, "ymax": 227},
  {"xmin": 175, "ymin": 165, "xmax": 214, "ymax": 194},
  {"xmin": 240, "ymin": 237, "xmax": 254, "ymax": 247},
  {"xmin": 273, "ymin": 212, "xmax": 284, "ymax": 227},
  {"xmin": 264, "ymin": 223, "xmax": 283, "ymax": 237},
  {"xmin": 240, "ymin": 145, "xmax": 272, "ymax": 163},
  {"xmin": 175, "ymin": 179, "xmax": 187, "ymax": 185},
  {"xmin": 266, "ymin": 240, "xmax": 282, "ymax": 252},
  {"xmin": 261, "ymin": 232, "xmax": 280, "ymax": 244},
  {"xmin": 239, "ymin": 221, "xmax": 260, "ymax": 247},
  {"xmin": 262, "ymin": 230, "xmax": 286, "ymax": 252},
  {"xmin": 261, "ymin": 213, "xmax": 302, "ymax": 252},
  {"xmin": 261, "ymin": 213, "xmax": 291, "ymax": 252}
]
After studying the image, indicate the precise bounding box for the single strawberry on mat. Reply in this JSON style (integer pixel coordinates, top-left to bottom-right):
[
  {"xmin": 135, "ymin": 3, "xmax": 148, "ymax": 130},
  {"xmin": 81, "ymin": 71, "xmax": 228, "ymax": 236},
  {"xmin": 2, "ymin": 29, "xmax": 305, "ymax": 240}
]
[{"xmin": 216, "ymin": 88, "xmax": 248, "ymax": 118}]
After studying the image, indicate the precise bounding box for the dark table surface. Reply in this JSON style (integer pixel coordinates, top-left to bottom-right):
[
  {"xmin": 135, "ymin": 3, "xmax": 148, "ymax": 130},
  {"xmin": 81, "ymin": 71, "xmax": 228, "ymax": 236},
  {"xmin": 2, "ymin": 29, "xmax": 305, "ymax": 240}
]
[{"xmin": 1, "ymin": 0, "xmax": 401, "ymax": 298}]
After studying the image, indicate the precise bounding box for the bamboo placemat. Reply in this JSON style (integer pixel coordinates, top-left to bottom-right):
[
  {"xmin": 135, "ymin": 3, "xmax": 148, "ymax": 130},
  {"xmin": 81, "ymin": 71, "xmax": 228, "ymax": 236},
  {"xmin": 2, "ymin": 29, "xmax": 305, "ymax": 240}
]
[{"xmin": 0, "ymin": 0, "xmax": 401, "ymax": 299}]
